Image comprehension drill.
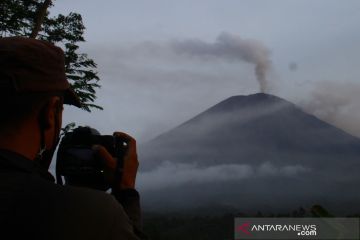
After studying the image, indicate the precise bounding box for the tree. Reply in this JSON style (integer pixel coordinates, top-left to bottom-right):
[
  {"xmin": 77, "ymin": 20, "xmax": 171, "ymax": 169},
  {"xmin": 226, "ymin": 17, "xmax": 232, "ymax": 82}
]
[{"xmin": 0, "ymin": 0, "xmax": 102, "ymax": 111}]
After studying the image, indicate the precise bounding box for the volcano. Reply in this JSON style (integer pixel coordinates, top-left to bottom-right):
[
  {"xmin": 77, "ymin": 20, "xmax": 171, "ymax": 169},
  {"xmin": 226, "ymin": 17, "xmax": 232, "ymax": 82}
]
[{"xmin": 138, "ymin": 93, "xmax": 360, "ymax": 214}]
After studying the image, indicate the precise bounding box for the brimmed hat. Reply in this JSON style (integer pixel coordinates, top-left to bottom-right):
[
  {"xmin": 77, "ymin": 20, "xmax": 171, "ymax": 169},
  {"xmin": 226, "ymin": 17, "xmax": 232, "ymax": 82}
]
[{"xmin": 0, "ymin": 37, "xmax": 81, "ymax": 107}]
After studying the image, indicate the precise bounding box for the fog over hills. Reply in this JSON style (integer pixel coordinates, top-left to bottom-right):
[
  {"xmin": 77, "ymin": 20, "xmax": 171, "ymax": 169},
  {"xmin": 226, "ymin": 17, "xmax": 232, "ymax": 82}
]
[{"xmin": 138, "ymin": 93, "xmax": 360, "ymax": 214}]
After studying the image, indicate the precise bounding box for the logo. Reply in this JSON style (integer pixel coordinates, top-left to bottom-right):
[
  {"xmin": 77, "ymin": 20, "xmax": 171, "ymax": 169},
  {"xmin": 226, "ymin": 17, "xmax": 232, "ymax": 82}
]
[
  {"xmin": 236, "ymin": 222, "xmax": 317, "ymax": 236},
  {"xmin": 234, "ymin": 218, "xmax": 359, "ymax": 240},
  {"xmin": 236, "ymin": 222, "xmax": 251, "ymax": 235}
]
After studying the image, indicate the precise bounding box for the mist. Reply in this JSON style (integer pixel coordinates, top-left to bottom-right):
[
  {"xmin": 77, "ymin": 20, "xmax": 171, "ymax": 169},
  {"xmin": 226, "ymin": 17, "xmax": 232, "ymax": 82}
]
[{"xmin": 137, "ymin": 161, "xmax": 310, "ymax": 191}]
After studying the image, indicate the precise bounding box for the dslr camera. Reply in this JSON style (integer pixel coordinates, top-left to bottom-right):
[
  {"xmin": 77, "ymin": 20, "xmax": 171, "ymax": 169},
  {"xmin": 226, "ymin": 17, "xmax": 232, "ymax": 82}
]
[{"xmin": 56, "ymin": 126, "xmax": 127, "ymax": 191}]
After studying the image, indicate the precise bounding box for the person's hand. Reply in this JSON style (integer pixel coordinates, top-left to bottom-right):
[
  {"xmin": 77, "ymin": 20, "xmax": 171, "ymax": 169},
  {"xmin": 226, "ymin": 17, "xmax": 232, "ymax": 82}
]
[{"xmin": 92, "ymin": 132, "xmax": 139, "ymax": 191}]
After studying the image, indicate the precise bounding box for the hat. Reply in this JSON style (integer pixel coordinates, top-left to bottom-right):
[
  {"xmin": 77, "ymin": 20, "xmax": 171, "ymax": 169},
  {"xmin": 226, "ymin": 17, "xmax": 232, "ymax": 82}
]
[{"xmin": 0, "ymin": 37, "xmax": 82, "ymax": 108}]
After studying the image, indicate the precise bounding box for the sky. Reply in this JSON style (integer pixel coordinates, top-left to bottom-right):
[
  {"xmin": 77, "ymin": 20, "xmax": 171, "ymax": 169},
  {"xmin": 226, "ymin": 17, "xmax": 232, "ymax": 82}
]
[{"xmin": 50, "ymin": 0, "xmax": 360, "ymax": 142}]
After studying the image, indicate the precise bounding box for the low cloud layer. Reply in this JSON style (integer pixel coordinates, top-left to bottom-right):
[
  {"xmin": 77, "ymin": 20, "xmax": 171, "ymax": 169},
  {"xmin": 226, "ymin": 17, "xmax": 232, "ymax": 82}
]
[{"xmin": 137, "ymin": 161, "xmax": 310, "ymax": 191}]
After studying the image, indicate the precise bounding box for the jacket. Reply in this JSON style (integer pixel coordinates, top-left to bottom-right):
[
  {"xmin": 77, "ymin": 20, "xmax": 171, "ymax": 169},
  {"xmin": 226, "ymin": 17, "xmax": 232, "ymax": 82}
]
[{"xmin": 0, "ymin": 150, "xmax": 146, "ymax": 240}]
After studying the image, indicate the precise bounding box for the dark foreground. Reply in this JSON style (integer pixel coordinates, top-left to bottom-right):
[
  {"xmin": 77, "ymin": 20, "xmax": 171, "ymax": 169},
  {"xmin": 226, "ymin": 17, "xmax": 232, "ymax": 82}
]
[{"xmin": 142, "ymin": 205, "xmax": 360, "ymax": 240}]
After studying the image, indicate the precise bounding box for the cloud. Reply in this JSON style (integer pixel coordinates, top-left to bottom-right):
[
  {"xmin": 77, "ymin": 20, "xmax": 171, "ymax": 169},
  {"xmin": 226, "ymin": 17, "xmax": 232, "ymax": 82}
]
[{"xmin": 137, "ymin": 161, "xmax": 310, "ymax": 191}]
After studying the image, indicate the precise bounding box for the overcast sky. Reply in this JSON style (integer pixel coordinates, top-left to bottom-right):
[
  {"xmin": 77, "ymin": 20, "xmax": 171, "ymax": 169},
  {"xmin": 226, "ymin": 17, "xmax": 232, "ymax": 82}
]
[{"xmin": 51, "ymin": 0, "xmax": 360, "ymax": 142}]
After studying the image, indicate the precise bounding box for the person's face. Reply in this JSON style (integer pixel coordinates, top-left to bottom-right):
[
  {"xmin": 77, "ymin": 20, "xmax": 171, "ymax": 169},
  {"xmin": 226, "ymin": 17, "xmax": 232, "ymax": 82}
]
[
  {"xmin": 46, "ymin": 96, "xmax": 63, "ymax": 149},
  {"xmin": 38, "ymin": 96, "xmax": 63, "ymax": 169}
]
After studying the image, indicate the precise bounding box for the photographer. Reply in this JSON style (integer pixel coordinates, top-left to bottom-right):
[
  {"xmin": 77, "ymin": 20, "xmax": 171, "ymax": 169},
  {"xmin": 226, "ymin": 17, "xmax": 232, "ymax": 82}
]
[{"xmin": 0, "ymin": 37, "xmax": 146, "ymax": 239}]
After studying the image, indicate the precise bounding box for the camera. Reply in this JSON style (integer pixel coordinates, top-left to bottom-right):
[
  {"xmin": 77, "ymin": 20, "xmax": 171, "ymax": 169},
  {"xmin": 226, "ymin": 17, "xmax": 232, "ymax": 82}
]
[{"xmin": 56, "ymin": 126, "xmax": 127, "ymax": 191}]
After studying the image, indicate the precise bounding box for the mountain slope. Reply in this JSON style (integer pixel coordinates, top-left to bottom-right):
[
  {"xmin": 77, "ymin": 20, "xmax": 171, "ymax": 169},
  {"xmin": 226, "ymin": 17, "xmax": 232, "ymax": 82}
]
[
  {"xmin": 141, "ymin": 93, "xmax": 360, "ymax": 170},
  {"xmin": 138, "ymin": 93, "xmax": 360, "ymax": 213}
]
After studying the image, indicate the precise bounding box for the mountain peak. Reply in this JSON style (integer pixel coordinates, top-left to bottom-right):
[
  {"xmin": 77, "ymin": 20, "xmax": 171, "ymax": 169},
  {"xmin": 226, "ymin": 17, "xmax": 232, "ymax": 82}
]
[
  {"xmin": 223, "ymin": 92, "xmax": 287, "ymax": 105},
  {"xmin": 201, "ymin": 93, "xmax": 292, "ymax": 116}
]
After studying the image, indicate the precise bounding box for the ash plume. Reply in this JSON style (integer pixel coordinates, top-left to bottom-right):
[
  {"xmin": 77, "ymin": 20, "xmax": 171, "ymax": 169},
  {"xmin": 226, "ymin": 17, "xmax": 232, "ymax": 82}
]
[
  {"xmin": 300, "ymin": 81, "xmax": 360, "ymax": 138},
  {"xmin": 172, "ymin": 32, "xmax": 272, "ymax": 92}
]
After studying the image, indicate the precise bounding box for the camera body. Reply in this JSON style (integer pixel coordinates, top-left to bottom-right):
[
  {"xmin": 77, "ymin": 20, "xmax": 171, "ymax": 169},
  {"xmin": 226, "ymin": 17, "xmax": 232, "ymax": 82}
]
[{"xmin": 56, "ymin": 126, "xmax": 126, "ymax": 191}]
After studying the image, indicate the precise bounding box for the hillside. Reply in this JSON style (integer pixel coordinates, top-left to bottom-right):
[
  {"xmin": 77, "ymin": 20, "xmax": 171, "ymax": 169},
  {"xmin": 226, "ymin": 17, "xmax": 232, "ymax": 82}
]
[{"xmin": 138, "ymin": 93, "xmax": 360, "ymax": 214}]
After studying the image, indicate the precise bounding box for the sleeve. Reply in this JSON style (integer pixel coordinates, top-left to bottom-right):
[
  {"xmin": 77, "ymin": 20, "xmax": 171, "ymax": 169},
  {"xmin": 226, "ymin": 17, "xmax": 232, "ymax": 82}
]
[{"xmin": 111, "ymin": 189, "xmax": 148, "ymax": 240}]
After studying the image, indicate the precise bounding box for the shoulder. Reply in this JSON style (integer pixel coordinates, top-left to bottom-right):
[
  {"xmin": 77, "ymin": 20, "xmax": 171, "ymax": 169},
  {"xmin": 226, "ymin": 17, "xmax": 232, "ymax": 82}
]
[
  {"xmin": 51, "ymin": 185, "xmax": 134, "ymax": 239},
  {"xmin": 1, "ymin": 171, "xmax": 133, "ymax": 239},
  {"xmin": 53, "ymin": 184, "xmax": 124, "ymax": 218}
]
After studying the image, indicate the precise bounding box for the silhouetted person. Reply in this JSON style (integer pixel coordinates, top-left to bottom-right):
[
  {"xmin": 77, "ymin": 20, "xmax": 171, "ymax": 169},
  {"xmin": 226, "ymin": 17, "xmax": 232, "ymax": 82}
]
[{"xmin": 0, "ymin": 37, "xmax": 146, "ymax": 239}]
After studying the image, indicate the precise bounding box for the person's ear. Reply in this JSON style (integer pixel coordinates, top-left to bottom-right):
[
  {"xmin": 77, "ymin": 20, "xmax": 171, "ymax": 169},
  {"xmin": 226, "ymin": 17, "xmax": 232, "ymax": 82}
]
[{"xmin": 40, "ymin": 96, "xmax": 62, "ymax": 130}]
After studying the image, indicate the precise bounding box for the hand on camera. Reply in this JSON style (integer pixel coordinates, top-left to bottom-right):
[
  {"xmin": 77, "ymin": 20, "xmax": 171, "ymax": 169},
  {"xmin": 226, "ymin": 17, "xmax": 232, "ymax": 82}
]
[{"xmin": 92, "ymin": 132, "xmax": 139, "ymax": 191}]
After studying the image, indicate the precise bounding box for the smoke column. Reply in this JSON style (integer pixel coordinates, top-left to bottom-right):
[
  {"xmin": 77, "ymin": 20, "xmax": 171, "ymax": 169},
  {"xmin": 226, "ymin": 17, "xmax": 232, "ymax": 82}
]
[{"xmin": 172, "ymin": 32, "xmax": 271, "ymax": 92}]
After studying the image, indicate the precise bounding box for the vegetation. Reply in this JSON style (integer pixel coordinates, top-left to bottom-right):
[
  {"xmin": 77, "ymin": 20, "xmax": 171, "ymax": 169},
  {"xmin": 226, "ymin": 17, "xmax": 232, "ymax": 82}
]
[
  {"xmin": 142, "ymin": 205, "xmax": 360, "ymax": 240},
  {"xmin": 0, "ymin": 0, "xmax": 101, "ymax": 111}
]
